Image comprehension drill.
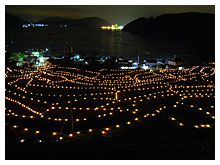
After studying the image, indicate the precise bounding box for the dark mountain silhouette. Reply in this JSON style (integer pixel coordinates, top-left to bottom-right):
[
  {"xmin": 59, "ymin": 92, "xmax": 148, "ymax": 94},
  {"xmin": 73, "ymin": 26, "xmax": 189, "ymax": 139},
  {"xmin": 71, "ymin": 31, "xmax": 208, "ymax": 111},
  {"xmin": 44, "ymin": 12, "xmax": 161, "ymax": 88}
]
[
  {"xmin": 5, "ymin": 13, "xmax": 110, "ymax": 29},
  {"xmin": 36, "ymin": 16, "xmax": 110, "ymax": 28},
  {"xmin": 123, "ymin": 12, "xmax": 214, "ymax": 37},
  {"xmin": 36, "ymin": 17, "xmax": 68, "ymax": 23},
  {"xmin": 5, "ymin": 13, "xmax": 27, "ymax": 29},
  {"xmin": 123, "ymin": 12, "xmax": 215, "ymax": 62}
]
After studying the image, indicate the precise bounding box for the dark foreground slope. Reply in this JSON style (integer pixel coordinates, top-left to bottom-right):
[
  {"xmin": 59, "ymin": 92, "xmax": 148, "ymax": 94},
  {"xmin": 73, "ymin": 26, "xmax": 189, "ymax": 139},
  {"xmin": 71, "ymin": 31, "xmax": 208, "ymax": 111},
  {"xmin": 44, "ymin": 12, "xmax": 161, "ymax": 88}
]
[{"xmin": 6, "ymin": 123, "xmax": 214, "ymax": 160}]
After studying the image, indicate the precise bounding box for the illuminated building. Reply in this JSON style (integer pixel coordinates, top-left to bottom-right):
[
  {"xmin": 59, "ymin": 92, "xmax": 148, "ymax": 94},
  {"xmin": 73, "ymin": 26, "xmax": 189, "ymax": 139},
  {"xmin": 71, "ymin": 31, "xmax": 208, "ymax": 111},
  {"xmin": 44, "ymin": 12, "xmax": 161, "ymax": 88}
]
[
  {"xmin": 101, "ymin": 24, "xmax": 124, "ymax": 30},
  {"xmin": 167, "ymin": 58, "xmax": 184, "ymax": 66},
  {"xmin": 144, "ymin": 59, "xmax": 158, "ymax": 67}
]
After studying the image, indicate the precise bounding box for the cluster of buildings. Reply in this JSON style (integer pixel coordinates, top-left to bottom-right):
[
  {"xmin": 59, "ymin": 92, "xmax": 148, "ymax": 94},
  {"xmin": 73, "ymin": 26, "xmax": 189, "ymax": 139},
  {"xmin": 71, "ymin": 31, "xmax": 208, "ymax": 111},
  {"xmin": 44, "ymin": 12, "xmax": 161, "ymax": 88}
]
[
  {"xmin": 7, "ymin": 47, "xmax": 185, "ymax": 70},
  {"xmin": 22, "ymin": 23, "xmax": 48, "ymax": 28},
  {"xmin": 114, "ymin": 56, "xmax": 184, "ymax": 70},
  {"xmin": 7, "ymin": 49, "xmax": 50, "ymax": 67}
]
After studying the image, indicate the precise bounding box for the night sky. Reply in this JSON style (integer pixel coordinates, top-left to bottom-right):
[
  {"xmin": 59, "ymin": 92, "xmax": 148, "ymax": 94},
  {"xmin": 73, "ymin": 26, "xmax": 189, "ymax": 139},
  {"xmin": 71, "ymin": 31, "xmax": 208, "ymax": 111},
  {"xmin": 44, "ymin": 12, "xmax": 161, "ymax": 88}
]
[{"xmin": 5, "ymin": 5, "xmax": 214, "ymax": 25}]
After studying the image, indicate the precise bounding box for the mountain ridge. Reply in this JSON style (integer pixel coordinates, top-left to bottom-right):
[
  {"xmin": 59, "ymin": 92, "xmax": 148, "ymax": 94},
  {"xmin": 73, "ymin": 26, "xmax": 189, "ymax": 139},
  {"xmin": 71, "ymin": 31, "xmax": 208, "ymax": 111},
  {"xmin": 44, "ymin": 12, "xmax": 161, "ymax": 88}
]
[
  {"xmin": 5, "ymin": 13, "xmax": 110, "ymax": 29},
  {"xmin": 123, "ymin": 12, "xmax": 215, "ymax": 62},
  {"xmin": 123, "ymin": 12, "xmax": 214, "ymax": 37}
]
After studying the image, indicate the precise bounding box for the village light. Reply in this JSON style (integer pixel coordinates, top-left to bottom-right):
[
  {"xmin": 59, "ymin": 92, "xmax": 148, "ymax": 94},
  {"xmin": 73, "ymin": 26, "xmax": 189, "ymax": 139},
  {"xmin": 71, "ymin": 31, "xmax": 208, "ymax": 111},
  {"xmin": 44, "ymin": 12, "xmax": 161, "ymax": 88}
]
[{"xmin": 206, "ymin": 124, "xmax": 211, "ymax": 128}]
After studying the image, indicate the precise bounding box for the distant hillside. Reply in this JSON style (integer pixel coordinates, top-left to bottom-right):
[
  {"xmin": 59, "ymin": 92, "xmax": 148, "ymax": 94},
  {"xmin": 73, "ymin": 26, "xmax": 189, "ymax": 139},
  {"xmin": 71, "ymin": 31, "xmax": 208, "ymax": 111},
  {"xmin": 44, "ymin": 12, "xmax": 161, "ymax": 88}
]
[
  {"xmin": 123, "ymin": 12, "xmax": 215, "ymax": 62},
  {"xmin": 5, "ymin": 13, "xmax": 27, "ymax": 29},
  {"xmin": 123, "ymin": 12, "xmax": 214, "ymax": 37},
  {"xmin": 5, "ymin": 13, "xmax": 110, "ymax": 29},
  {"xmin": 36, "ymin": 16, "xmax": 110, "ymax": 28}
]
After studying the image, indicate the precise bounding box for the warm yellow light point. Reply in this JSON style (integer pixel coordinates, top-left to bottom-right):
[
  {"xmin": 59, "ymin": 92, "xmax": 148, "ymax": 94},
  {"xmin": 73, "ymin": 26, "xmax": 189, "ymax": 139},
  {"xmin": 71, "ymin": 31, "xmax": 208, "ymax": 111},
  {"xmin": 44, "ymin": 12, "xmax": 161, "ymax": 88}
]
[{"xmin": 206, "ymin": 124, "xmax": 211, "ymax": 128}]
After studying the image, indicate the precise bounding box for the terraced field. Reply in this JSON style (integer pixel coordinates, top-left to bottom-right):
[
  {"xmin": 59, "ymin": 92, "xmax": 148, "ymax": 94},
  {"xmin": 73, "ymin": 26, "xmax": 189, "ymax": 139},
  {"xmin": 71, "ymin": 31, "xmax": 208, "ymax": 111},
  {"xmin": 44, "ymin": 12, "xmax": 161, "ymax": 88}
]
[{"xmin": 5, "ymin": 65, "xmax": 215, "ymax": 159}]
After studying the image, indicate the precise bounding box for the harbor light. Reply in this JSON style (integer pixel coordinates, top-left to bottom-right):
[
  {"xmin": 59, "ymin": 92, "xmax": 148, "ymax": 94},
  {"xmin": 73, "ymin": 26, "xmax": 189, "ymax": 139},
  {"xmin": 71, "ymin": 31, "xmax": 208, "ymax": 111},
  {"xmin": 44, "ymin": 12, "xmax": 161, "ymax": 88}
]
[{"xmin": 101, "ymin": 24, "xmax": 124, "ymax": 30}]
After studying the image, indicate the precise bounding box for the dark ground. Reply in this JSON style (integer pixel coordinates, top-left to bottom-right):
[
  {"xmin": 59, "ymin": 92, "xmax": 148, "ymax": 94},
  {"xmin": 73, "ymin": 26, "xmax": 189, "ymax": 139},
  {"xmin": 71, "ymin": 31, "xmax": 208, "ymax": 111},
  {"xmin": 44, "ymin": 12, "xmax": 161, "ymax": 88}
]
[{"xmin": 6, "ymin": 119, "xmax": 215, "ymax": 160}]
